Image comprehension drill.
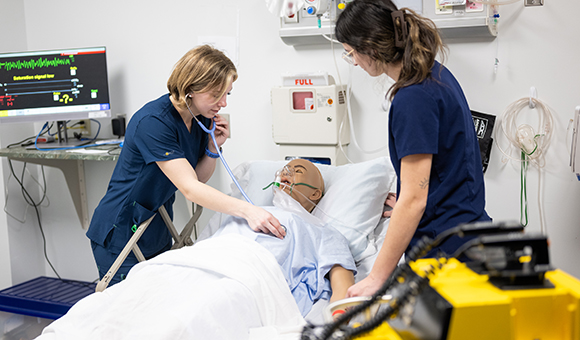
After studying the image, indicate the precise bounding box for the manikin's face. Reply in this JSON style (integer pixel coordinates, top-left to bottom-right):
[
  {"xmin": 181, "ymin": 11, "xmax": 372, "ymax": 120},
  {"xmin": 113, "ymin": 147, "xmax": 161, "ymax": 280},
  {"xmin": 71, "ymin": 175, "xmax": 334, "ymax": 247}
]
[
  {"xmin": 188, "ymin": 83, "xmax": 233, "ymax": 119},
  {"xmin": 278, "ymin": 159, "xmax": 324, "ymax": 212}
]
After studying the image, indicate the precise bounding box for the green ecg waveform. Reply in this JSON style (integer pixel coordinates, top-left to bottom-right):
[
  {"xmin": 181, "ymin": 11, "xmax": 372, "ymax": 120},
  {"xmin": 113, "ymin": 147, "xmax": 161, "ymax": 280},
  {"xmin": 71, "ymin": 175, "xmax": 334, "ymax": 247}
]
[{"xmin": 0, "ymin": 56, "xmax": 73, "ymax": 71}]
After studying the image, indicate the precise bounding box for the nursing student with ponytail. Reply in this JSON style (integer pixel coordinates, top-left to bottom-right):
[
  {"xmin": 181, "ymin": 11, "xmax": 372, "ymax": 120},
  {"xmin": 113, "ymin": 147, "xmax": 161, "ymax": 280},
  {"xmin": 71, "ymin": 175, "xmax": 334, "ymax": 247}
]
[{"xmin": 335, "ymin": 0, "xmax": 491, "ymax": 297}]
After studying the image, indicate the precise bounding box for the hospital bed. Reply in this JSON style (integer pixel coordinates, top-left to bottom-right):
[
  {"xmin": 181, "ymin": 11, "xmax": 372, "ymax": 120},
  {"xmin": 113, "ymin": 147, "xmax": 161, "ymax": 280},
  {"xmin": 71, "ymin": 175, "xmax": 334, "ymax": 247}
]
[{"xmin": 34, "ymin": 157, "xmax": 396, "ymax": 340}]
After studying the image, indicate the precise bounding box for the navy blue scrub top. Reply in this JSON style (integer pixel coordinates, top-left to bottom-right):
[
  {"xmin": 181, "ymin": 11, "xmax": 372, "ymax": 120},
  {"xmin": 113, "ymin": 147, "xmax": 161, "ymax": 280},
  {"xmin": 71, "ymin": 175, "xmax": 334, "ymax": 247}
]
[
  {"xmin": 388, "ymin": 61, "xmax": 491, "ymax": 257},
  {"xmin": 86, "ymin": 94, "xmax": 210, "ymax": 256}
]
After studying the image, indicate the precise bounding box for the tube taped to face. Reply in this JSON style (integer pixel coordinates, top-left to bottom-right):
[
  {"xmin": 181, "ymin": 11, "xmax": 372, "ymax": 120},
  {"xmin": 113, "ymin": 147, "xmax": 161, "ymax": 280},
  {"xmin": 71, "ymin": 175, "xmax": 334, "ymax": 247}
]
[{"xmin": 264, "ymin": 165, "xmax": 320, "ymax": 195}]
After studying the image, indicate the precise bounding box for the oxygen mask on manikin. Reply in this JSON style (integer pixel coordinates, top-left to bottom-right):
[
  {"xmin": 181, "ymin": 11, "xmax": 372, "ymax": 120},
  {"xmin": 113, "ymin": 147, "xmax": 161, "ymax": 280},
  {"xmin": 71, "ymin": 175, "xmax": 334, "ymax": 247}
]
[
  {"xmin": 263, "ymin": 165, "xmax": 319, "ymax": 197},
  {"xmin": 263, "ymin": 165, "xmax": 322, "ymax": 214},
  {"xmin": 263, "ymin": 165, "xmax": 325, "ymax": 228}
]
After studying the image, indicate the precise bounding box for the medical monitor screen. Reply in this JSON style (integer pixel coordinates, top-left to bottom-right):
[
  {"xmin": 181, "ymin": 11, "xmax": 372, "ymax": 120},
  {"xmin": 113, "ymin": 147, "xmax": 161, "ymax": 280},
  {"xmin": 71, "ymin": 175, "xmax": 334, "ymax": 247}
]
[{"xmin": 0, "ymin": 46, "xmax": 111, "ymax": 124}]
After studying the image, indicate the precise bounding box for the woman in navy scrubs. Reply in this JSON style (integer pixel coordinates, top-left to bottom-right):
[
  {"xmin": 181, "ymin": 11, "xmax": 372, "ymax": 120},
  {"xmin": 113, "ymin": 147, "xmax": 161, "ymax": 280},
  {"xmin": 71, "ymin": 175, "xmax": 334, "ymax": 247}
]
[
  {"xmin": 335, "ymin": 0, "xmax": 491, "ymax": 297},
  {"xmin": 87, "ymin": 45, "xmax": 285, "ymax": 285}
]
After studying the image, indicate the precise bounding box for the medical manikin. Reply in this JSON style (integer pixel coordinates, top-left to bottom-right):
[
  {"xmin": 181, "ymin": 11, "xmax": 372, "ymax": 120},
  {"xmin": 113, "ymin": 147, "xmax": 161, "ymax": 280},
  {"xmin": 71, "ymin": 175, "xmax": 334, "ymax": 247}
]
[{"xmin": 211, "ymin": 159, "xmax": 356, "ymax": 316}]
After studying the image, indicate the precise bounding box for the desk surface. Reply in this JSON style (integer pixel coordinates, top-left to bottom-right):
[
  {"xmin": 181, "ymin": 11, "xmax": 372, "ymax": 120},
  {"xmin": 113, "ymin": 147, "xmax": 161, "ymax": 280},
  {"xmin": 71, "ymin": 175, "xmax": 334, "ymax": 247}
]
[
  {"xmin": 0, "ymin": 144, "xmax": 120, "ymax": 161},
  {"xmin": 0, "ymin": 143, "xmax": 120, "ymax": 229}
]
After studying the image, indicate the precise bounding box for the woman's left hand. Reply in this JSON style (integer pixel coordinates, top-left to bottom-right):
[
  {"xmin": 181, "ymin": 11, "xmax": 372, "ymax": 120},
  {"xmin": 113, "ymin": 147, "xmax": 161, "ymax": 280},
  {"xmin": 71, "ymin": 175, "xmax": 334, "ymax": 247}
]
[
  {"xmin": 209, "ymin": 114, "xmax": 230, "ymax": 150},
  {"xmin": 382, "ymin": 192, "xmax": 397, "ymax": 218}
]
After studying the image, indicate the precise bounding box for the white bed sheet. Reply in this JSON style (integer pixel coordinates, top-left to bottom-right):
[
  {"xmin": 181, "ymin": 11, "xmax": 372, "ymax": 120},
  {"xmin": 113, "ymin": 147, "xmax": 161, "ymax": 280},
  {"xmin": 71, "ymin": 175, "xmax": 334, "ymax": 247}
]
[
  {"xmin": 198, "ymin": 214, "xmax": 391, "ymax": 324},
  {"xmin": 35, "ymin": 235, "xmax": 306, "ymax": 340},
  {"xmin": 35, "ymin": 211, "xmax": 391, "ymax": 339}
]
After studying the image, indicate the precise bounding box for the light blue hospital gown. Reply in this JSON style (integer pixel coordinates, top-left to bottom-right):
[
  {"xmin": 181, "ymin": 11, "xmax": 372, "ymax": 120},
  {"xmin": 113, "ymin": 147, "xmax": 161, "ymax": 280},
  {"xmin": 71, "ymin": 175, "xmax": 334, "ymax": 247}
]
[{"xmin": 211, "ymin": 206, "xmax": 356, "ymax": 316}]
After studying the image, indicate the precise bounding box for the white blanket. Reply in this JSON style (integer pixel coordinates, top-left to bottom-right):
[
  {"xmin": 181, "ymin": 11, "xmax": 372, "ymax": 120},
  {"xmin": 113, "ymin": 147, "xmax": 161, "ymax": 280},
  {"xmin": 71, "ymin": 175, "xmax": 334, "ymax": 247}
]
[{"xmin": 36, "ymin": 234, "xmax": 306, "ymax": 340}]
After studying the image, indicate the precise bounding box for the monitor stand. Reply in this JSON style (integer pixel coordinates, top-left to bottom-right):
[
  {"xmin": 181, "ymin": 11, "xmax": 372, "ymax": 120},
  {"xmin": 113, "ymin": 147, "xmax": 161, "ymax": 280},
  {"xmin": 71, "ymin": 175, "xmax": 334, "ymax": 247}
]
[{"xmin": 27, "ymin": 120, "xmax": 91, "ymax": 150}]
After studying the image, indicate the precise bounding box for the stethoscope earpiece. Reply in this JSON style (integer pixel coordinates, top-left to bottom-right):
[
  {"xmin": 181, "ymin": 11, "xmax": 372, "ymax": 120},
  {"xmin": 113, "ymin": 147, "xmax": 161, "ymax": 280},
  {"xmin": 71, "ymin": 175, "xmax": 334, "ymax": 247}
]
[{"xmin": 184, "ymin": 94, "xmax": 216, "ymax": 135}]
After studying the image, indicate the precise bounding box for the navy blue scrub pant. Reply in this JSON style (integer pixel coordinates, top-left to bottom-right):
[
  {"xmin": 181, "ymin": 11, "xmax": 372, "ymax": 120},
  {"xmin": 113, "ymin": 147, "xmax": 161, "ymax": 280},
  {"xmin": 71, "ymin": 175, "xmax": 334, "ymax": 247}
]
[{"xmin": 91, "ymin": 241, "xmax": 172, "ymax": 286}]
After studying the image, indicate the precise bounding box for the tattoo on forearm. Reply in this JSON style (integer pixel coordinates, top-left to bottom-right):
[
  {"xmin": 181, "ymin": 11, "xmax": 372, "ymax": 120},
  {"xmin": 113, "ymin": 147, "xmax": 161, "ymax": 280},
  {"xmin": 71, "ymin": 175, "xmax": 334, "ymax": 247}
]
[{"xmin": 419, "ymin": 178, "xmax": 428, "ymax": 190}]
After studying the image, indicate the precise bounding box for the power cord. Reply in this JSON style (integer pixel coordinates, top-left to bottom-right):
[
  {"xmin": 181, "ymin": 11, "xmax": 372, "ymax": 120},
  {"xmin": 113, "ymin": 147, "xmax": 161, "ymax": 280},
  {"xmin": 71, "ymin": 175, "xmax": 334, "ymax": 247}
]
[
  {"xmin": 7, "ymin": 159, "xmax": 62, "ymax": 280},
  {"xmin": 33, "ymin": 119, "xmax": 102, "ymax": 151},
  {"xmin": 3, "ymin": 120, "xmax": 109, "ymax": 284},
  {"xmin": 494, "ymin": 95, "xmax": 554, "ymax": 234},
  {"xmin": 3, "ymin": 161, "xmax": 50, "ymax": 223},
  {"xmin": 4, "ymin": 162, "xmax": 99, "ymax": 286}
]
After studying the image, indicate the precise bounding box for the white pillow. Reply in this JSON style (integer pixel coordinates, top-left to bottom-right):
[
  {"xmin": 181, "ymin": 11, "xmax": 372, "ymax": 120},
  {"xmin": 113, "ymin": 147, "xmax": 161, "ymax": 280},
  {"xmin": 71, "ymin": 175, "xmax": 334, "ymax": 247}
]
[
  {"xmin": 223, "ymin": 157, "xmax": 395, "ymax": 261},
  {"xmin": 312, "ymin": 157, "xmax": 394, "ymax": 261}
]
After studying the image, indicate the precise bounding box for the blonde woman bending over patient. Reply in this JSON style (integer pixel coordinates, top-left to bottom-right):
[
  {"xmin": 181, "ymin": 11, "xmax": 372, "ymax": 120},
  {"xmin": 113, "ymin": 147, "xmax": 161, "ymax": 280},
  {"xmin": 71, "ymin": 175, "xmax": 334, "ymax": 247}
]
[{"xmin": 87, "ymin": 45, "xmax": 285, "ymax": 286}]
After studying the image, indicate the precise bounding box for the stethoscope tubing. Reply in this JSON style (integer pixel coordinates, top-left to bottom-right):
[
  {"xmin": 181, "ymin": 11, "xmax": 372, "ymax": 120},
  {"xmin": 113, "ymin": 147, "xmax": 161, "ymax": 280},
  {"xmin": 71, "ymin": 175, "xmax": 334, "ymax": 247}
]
[{"xmin": 185, "ymin": 95, "xmax": 254, "ymax": 205}]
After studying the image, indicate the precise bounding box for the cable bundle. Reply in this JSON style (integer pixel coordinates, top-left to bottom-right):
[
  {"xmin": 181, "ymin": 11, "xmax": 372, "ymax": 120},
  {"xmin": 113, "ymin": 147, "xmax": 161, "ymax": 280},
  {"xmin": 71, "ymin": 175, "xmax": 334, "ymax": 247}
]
[
  {"xmin": 495, "ymin": 93, "xmax": 554, "ymax": 233},
  {"xmin": 497, "ymin": 96, "xmax": 554, "ymax": 168}
]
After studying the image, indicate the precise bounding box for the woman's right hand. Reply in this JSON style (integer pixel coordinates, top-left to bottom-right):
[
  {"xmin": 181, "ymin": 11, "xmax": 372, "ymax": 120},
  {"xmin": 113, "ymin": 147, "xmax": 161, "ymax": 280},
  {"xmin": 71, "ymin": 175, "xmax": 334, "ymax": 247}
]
[
  {"xmin": 156, "ymin": 158, "xmax": 285, "ymax": 239},
  {"xmin": 346, "ymin": 274, "xmax": 384, "ymax": 298},
  {"xmin": 244, "ymin": 206, "xmax": 286, "ymax": 239}
]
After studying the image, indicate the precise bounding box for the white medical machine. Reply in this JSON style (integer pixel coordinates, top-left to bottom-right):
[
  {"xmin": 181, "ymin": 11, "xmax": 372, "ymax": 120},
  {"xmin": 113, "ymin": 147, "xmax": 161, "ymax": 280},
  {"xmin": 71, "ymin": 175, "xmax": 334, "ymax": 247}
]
[
  {"xmin": 271, "ymin": 73, "xmax": 349, "ymax": 165},
  {"xmin": 273, "ymin": 0, "xmax": 514, "ymax": 47},
  {"xmin": 278, "ymin": 0, "xmax": 346, "ymax": 46}
]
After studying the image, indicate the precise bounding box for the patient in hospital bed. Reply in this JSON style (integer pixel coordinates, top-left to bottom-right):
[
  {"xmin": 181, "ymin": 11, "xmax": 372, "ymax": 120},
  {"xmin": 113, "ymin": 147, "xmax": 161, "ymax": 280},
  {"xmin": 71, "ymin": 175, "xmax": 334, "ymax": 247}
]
[
  {"xmin": 36, "ymin": 158, "xmax": 366, "ymax": 340},
  {"xmin": 209, "ymin": 158, "xmax": 356, "ymax": 316}
]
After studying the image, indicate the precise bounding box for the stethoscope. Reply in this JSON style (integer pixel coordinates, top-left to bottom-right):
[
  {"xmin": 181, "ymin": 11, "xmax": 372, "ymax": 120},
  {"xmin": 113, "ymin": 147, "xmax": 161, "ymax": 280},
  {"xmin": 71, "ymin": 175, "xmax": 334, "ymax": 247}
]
[{"xmin": 185, "ymin": 93, "xmax": 254, "ymax": 205}]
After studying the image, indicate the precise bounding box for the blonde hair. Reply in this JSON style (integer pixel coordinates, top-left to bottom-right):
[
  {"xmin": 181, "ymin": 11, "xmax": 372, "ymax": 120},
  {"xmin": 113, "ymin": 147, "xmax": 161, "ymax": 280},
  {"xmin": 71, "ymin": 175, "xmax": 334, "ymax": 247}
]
[
  {"xmin": 336, "ymin": 0, "xmax": 447, "ymax": 100},
  {"xmin": 167, "ymin": 45, "xmax": 238, "ymax": 110}
]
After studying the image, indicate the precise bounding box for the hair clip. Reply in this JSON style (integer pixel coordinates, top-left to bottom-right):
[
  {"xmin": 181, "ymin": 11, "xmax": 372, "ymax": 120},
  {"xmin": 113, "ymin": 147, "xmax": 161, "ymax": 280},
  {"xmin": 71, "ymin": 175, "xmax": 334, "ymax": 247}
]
[{"xmin": 391, "ymin": 10, "xmax": 408, "ymax": 49}]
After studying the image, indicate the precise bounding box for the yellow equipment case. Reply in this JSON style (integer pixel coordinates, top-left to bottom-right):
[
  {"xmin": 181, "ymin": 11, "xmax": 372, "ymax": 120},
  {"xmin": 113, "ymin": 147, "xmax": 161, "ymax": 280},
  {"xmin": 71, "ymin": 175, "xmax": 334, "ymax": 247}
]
[{"xmin": 302, "ymin": 221, "xmax": 580, "ymax": 340}]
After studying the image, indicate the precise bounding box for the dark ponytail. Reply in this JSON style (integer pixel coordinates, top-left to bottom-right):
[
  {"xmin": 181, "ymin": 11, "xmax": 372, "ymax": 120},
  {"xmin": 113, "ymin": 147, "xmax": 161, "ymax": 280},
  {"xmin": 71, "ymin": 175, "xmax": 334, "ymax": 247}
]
[{"xmin": 335, "ymin": 0, "xmax": 447, "ymax": 100}]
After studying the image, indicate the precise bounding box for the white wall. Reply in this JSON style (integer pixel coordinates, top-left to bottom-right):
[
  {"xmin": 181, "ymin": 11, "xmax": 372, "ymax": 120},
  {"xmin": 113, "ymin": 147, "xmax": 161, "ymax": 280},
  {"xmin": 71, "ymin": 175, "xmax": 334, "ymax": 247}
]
[
  {"xmin": 0, "ymin": 0, "xmax": 29, "ymax": 289},
  {"xmin": 0, "ymin": 0, "xmax": 578, "ymax": 289},
  {"xmin": 447, "ymin": 4, "xmax": 580, "ymax": 278}
]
